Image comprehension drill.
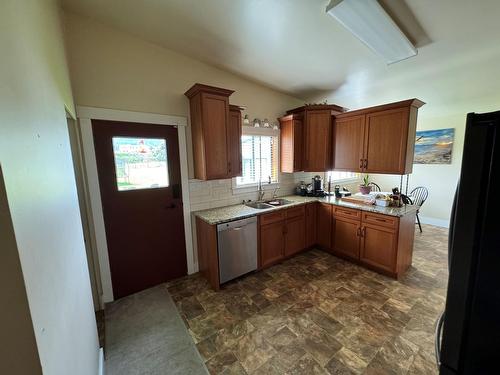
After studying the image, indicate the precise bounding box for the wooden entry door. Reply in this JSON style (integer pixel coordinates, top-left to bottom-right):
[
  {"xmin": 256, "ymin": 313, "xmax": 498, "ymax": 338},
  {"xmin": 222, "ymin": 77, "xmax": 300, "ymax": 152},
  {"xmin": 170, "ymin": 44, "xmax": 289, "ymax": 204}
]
[{"xmin": 92, "ymin": 120, "xmax": 187, "ymax": 299}]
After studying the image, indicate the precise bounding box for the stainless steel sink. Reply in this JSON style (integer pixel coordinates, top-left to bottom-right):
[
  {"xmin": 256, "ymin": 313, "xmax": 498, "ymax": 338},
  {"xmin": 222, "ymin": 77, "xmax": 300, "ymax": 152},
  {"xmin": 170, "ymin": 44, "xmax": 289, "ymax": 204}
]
[
  {"xmin": 245, "ymin": 201, "xmax": 274, "ymax": 210},
  {"xmin": 265, "ymin": 198, "xmax": 294, "ymax": 206}
]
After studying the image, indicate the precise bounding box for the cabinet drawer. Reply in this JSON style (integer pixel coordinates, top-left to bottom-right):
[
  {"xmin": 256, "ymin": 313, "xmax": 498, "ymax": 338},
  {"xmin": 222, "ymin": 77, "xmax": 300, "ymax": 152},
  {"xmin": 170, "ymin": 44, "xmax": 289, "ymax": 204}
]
[
  {"xmin": 334, "ymin": 206, "xmax": 361, "ymax": 221},
  {"xmin": 286, "ymin": 205, "xmax": 305, "ymax": 219},
  {"xmin": 260, "ymin": 211, "xmax": 286, "ymax": 226},
  {"xmin": 362, "ymin": 212, "xmax": 398, "ymax": 229}
]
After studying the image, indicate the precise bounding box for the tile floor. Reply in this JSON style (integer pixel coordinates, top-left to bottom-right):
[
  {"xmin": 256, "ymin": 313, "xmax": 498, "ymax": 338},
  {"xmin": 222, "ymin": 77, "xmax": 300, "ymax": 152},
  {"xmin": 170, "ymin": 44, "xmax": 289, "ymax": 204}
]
[{"xmin": 168, "ymin": 224, "xmax": 448, "ymax": 374}]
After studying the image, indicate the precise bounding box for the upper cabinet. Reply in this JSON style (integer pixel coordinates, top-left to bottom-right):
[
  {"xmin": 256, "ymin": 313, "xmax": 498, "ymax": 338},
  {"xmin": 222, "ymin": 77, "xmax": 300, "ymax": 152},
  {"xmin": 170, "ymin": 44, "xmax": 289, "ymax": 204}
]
[
  {"xmin": 228, "ymin": 105, "xmax": 243, "ymax": 178},
  {"xmin": 281, "ymin": 104, "xmax": 345, "ymax": 173},
  {"xmin": 279, "ymin": 113, "xmax": 303, "ymax": 173},
  {"xmin": 333, "ymin": 99, "xmax": 425, "ymax": 175},
  {"xmin": 185, "ymin": 83, "xmax": 242, "ymax": 180}
]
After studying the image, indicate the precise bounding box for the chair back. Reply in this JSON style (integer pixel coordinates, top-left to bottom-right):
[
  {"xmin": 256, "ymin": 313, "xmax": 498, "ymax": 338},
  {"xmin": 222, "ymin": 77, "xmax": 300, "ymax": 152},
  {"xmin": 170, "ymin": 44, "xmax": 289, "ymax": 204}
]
[
  {"xmin": 369, "ymin": 182, "xmax": 381, "ymax": 192},
  {"xmin": 410, "ymin": 186, "xmax": 429, "ymax": 207}
]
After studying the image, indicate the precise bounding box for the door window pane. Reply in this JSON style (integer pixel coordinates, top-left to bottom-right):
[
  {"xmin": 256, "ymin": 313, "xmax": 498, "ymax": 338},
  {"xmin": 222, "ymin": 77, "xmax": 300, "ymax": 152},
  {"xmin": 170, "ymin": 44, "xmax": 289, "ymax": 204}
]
[{"xmin": 112, "ymin": 137, "xmax": 169, "ymax": 191}]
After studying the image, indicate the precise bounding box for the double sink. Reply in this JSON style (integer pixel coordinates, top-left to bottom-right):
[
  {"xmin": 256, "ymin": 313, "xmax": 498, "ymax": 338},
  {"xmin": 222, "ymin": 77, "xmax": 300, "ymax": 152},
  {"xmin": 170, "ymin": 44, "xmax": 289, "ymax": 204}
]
[{"xmin": 245, "ymin": 198, "xmax": 294, "ymax": 210}]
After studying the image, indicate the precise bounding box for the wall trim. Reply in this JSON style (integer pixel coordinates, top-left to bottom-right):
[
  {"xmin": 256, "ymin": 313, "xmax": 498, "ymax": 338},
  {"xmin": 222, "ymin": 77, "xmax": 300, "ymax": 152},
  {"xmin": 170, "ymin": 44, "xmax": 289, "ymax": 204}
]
[
  {"xmin": 77, "ymin": 106, "xmax": 187, "ymax": 127},
  {"xmin": 419, "ymin": 215, "xmax": 450, "ymax": 228},
  {"xmin": 77, "ymin": 106, "xmax": 194, "ymax": 304}
]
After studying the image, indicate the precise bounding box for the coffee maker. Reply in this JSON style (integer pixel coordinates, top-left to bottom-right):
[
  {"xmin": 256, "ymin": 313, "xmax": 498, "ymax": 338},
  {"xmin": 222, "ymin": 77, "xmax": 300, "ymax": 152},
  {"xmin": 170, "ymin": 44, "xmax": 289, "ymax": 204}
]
[{"xmin": 310, "ymin": 175, "xmax": 326, "ymax": 197}]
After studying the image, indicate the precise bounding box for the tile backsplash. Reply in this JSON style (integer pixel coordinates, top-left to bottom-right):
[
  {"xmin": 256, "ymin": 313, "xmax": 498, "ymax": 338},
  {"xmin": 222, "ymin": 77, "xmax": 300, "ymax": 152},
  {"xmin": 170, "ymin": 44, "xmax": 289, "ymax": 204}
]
[
  {"xmin": 188, "ymin": 172, "xmax": 363, "ymax": 212},
  {"xmin": 188, "ymin": 172, "xmax": 318, "ymax": 212}
]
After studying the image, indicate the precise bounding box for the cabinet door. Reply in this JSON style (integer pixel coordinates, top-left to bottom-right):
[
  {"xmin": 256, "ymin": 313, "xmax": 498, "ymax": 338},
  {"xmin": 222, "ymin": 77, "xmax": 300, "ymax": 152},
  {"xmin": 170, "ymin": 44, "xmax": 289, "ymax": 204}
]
[
  {"xmin": 280, "ymin": 117, "xmax": 303, "ymax": 173},
  {"xmin": 364, "ymin": 107, "xmax": 410, "ymax": 174},
  {"xmin": 316, "ymin": 203, "xmax": 332, "ymax": 249},
  {"xmin": 202, "ymin": 93, "xmax": 230, "ymax": 179},
  {"xmin": 292, "ymin": 119, "xmax": 303, "ymax": 172},
  {"xmin": 360, "ymin": 224, "xmax": 397, "ymax": 273},
  {"xmin": 305, "ymin": 203, "xmax": 317, "ymax": 247},
  {"xmin": 260, "ymin": 221, "xmax": 285, "ymax": 268},
  {"xmin": 334, "ymin": 217, "xmax": 360, "ymax": 260},
  {"xmin": 285, "ymin": 215, "xmax": 306, "ymax": 257},
  {"xmin": 333, "ymin": 115, "xmax": 365, "ymax": 172},
  {"xmin": 227, "ymin": 108, "xmax": 242, "ymax": 177},
  {"xmin": 304, "ymin": 110, "xmax": 332, "ymax": 171}
]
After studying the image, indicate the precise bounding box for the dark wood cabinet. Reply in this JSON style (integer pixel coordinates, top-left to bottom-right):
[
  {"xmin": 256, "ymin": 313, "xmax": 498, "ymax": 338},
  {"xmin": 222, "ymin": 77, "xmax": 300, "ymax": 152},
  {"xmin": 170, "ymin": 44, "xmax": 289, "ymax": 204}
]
[
  {"xmin": 228, "ymin": 105, "xmax": 243, "ymax": 177},
  {"xmin": 316, "ymin": 203, "xmax": 333, "ymax": 250},
  {"xmin": 285, "ymin": 214, "xmax": 305, "ymax": 257},
  {"xmin": 360, "ymin": 223, "xmax": 397, "ymax": 273},
  {"xmin": 197, "ymin": 201, "xmax": 417, "ymax": 290},
  {"xmin": 303, "ymin": 110, "xmax": 334, "ymax": 171},
  {"xmin": 333, "ymin": 217, "xmax": 361, "ymax": 261},
  {"xmin": 364, "ymin": 107, "xmax": 411, "ymax": 174},
  {"xmin": 333, "ymin": 99, "xmax": 424, "ymax": 174},
  {"xmin": 260, "ymin": 220, "xmax": 285, "ymax": 268},
  {"xmin": 282, "ymin": 104, "xmax": 345, "ymax": 173},
  {"xmin": 279, "ymin": 114, "xmax": 303, "ymax": 173},
  {"xmin": 185, "ymin": 83, "xmax": 241, "ymax": 180},
  {"xmin": 305, "ymin": 203, "xmax": 317, "ymax": 248},
  {"xmin": 260, "ymin": 206, "xmax": 306, "ymax": 267},
  {"xmin": 333, "ymin": 115, "xmax": 365, "ymax": 172}
]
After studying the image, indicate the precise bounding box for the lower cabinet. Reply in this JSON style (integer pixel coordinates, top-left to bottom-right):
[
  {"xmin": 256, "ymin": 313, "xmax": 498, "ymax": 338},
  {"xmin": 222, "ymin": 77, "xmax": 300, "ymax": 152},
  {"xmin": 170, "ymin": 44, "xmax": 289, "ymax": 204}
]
[
  {"xmin": 316, "ymin": 203, "xmax": 332, "ymax": 249},
  {"xmin": 360, "ymin": 224, "xmax": 397, "ymax": 273},
  {"xmin": 197, "ymin": 202, "xmax": 416, "ymax": 290},
  {"xmin": 285, "ymin": 212, "xmax": 306, "ymax": 257},
  {"xmin": 305, "ymin": 202, "xmax": 317, "ymax": 247},
  {"xmin": 333, "ymin": 217, "xmax": 360, "ymax": 261},
  {"xmin": 259, "ymin": 206, "xmax": 306, "ymax": 268},
  {"xmin": 260, "ymin": 220, "xmax": 285, "ymax": 268}
]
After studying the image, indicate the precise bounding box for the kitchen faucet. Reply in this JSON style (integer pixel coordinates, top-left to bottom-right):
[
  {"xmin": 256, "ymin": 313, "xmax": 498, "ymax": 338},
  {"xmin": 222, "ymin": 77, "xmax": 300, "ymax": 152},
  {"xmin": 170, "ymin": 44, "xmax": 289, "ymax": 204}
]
[
  {"xmin": 257, "ymin": 176, "xmax": 272, "ymax": 201},
  {"xmin": 272, "ymin": 187, "xmax": 280, "ymax": 199}
]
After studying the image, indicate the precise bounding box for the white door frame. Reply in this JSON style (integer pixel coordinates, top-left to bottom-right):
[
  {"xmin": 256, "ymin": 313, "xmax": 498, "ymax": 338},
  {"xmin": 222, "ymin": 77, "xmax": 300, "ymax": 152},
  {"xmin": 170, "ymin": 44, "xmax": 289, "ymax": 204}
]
[{"xmin": 77, "ymin": 106, "xmax": 194, "ymax": 303}]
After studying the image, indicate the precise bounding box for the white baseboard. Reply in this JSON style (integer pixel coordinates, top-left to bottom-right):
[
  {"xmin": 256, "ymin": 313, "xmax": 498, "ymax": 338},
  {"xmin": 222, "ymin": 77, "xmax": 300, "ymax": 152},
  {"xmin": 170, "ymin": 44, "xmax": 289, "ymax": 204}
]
[
  {"xmin": 98, "ymin": 347, "xmax": 104, "ymax": 375},
  {"xmin": 419, "ymin": 215, "xmax": 450, "ymax": 228}
]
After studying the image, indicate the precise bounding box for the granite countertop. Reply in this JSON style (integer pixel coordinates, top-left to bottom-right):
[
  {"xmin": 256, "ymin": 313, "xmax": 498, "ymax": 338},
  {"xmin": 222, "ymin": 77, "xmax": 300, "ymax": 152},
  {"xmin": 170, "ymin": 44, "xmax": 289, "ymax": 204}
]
[{"xmin": 194, "ymin": 195, "xmax": 419, "ymax": 225}]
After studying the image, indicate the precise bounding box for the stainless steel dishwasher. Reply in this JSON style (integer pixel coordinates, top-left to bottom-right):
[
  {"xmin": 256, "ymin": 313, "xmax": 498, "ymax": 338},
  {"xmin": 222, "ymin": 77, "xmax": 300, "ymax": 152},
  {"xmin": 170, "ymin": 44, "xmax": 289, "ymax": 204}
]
[{"xmin": 217, "ymin": 216, "xmax": 257, "ymax": 284}]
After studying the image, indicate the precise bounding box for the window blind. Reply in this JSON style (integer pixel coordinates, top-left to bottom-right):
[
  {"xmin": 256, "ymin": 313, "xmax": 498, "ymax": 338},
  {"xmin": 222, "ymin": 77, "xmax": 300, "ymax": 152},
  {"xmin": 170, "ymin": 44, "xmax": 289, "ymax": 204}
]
[{"xmin": 237, "ymin": 135, "xmax": 278, "ymax": 185}]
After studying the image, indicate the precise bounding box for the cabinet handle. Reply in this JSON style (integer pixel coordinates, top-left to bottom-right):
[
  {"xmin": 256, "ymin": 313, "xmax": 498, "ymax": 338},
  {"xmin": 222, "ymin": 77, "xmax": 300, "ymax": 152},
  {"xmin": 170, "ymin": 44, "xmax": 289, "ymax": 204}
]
[
  {"xmin": 359, "ymin": 158, "xmax": 363, "ymax": 169},
  {"xmin": 364, "ymin": 159, "xmax": 368, "ymax": 169},
  {"xmin": 228, "ymin": 161, "xmax": 231, "ymax": 173},
  {"xmin": 362, "ymin": 227, "xmax": 366, "ymax": 237},
  {"xmin": 356, "ymin": 227, "xmax": 361, "ymax": 237}
]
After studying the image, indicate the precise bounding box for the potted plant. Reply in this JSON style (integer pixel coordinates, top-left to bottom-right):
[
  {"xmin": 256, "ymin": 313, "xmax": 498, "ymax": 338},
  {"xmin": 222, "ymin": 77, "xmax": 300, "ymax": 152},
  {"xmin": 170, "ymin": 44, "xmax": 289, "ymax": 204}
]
[{"xmin": 359, "ymin": 174, "xmax": 372, "ymax": 195}]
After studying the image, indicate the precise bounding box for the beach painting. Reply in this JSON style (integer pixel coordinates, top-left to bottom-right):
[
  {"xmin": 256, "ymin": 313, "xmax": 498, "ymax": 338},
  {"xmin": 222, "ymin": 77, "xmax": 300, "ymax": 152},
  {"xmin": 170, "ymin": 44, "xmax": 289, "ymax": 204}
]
[{"xmin": 414, "ymin": 128, "xmax": 454, "ymax": 164}]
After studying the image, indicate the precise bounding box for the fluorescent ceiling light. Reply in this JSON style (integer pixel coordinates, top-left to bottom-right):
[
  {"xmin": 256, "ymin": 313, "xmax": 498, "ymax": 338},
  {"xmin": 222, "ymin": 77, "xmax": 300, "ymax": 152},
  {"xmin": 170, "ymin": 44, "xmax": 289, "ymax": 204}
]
[{"xmin": 326, "ymin": 0, "xmax": 417, "ymax": 64}]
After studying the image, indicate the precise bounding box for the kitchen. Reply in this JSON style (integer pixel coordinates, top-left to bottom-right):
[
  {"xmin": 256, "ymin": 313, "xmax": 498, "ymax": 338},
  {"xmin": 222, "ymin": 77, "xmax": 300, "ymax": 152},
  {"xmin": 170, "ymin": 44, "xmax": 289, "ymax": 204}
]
[
  {"xmin": 3, "ymin": 1, "xmax": 499, "ymax": 375},
  {"xmin": 188, "ymin": 87, "xmax": 424, "ymax": 289}
]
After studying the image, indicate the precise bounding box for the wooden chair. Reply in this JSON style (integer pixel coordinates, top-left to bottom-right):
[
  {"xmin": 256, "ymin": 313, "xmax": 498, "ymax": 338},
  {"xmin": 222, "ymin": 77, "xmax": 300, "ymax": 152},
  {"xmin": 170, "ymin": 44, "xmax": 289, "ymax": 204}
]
[
  {"xmin": 409, "ymin": 186, "xmax": 429, "ymax": 233},
  {"xmin": 369, "ymin": 182, "xmax": 381, "ymax": 192}
]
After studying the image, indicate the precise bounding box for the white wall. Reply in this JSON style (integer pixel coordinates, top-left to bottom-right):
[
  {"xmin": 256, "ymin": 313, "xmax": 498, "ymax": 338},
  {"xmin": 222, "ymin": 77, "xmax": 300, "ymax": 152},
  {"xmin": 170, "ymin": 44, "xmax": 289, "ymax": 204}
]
[
  {"xmin": 63, "ymin": 11, "xmax": 305, "ymax": 179},
  {"xmin": 307, "ymin": 43, "xmax": 500, "ymax": 224},
  {"xmin": 0, "ymin": 1, "xmax": 100, "ymax": 374}
]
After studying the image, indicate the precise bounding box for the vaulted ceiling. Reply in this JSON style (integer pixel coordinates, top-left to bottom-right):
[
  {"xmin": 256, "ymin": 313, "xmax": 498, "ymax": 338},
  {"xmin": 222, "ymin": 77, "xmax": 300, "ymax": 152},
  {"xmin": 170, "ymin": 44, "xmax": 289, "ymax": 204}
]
[{"xmin": 62, "ymin": 0, "xmax": 500, "ymax": 109}]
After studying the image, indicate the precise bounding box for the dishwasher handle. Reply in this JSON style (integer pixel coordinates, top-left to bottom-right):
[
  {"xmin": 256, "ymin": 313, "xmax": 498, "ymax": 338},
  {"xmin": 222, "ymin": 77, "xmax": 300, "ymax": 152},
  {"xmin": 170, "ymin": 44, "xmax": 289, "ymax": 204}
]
[{"xmin": 217, "ymin": 216, "xmax": 257, "ymax": 232}]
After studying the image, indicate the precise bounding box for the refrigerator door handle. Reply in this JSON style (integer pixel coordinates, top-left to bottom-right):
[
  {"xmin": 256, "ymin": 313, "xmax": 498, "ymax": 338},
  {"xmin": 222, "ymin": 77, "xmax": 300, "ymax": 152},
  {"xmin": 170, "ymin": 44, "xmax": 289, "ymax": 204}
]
[{"xmin": 435, "ymin": 311, "xmax": 445, "ymax": 368}]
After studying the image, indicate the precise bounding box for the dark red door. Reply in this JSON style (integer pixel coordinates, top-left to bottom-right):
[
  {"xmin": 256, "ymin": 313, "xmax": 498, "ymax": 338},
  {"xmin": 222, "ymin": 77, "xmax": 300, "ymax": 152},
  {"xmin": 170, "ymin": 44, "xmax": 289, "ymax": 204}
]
[{"xmin": 92, "ymin": 120, "xmax": 187, "ymax": 299}]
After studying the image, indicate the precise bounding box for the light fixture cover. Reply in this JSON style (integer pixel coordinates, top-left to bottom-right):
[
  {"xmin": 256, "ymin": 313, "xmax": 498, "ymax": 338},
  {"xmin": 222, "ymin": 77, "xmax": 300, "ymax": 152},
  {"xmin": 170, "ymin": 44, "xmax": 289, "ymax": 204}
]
[{"xmin": 326, "ymin": 0, "xmax": 417, "ymax": 64}]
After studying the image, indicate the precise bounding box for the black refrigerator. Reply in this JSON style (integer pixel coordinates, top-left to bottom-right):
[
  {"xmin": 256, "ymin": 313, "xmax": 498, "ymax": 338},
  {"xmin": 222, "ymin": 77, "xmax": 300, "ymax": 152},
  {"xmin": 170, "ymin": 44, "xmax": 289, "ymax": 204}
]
[{"xmin": 437, "ymin": 110, "xmax": 500, "ymax": 374}]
